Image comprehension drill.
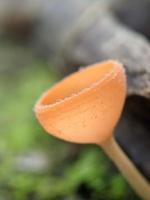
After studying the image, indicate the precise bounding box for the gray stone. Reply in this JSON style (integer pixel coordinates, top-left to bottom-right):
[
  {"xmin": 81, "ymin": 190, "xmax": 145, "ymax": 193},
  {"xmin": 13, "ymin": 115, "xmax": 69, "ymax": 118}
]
[{"xmin": 15, "ymin": 152, "xmax": 50, "ymax": 172}]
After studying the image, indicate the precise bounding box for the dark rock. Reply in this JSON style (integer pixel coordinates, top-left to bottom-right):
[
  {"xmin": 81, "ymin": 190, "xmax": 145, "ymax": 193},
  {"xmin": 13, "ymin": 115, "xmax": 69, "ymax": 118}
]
[
  {"xmin": 113, "ymin": 0, "xmax": 150, "ymax": 39},
  {"xmin": 116, "ymin": 96, "xmax": 150, "ymax": 180}
]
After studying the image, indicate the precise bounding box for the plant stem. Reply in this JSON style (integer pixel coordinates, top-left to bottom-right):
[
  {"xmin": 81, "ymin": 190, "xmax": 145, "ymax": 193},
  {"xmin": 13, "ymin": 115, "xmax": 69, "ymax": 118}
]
[{"xmin": 100, "ymin": 136, "xmax": 150, "ymax": 200}]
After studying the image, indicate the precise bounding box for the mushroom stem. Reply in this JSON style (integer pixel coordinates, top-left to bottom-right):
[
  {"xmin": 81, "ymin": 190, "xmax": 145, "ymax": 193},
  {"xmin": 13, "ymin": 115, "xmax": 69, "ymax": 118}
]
[{"xmin": 100, "ymin": 136, "xmax": 150, "ymax": 200}]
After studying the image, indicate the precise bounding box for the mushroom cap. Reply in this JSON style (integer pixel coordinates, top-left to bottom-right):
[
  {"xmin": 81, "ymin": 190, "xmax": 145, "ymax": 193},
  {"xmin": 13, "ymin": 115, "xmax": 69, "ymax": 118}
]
[{"xmin": 34, "ymin": 60, "xmax": 126, "ymax": 144}]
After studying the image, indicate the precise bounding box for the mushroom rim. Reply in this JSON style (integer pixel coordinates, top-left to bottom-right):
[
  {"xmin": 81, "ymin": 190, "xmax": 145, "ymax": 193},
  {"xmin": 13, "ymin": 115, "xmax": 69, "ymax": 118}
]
[{"xmin": 34, "ymin": 60, "xmax": 125, "ymax": 113}]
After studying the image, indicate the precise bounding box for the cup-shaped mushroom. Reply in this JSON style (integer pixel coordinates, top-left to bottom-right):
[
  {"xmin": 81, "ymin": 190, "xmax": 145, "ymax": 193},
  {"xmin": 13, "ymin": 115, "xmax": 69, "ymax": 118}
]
[{"xmin": 35, "ymin": 60, "xmax": 126, "ymax": 144}]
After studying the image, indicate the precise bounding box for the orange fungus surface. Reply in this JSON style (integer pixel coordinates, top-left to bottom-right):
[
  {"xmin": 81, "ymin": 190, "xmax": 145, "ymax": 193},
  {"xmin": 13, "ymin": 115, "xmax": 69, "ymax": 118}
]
[{"xmin": 34, "ymin": 60, "xmax": 126, "ymax": 144}]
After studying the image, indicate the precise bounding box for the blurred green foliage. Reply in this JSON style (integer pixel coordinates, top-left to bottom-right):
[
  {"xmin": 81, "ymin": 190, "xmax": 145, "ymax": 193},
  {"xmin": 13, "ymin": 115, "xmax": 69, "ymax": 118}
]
[{"xmin": 0, "ymin": 60, "xmax": 139, "ymax": 200}]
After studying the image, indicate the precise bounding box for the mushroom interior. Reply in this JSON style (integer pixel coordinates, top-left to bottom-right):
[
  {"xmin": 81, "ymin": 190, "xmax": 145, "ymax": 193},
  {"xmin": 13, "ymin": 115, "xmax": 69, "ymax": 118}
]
[{"xmin": 41, "ymin": 61, "xmax": 118, "ymax": 106}]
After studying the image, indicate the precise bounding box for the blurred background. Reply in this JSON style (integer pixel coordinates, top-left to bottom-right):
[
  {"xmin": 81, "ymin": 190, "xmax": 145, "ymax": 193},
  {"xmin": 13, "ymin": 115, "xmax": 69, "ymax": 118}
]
[{"xmin": 0, "ymin": 0, "xmax": 150, "ymax": 199}]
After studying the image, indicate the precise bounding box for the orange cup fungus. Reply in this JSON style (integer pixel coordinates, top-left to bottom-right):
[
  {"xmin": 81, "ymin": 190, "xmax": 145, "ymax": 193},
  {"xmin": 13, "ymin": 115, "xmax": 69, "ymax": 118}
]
[
  {"xmin": 34, "ymin": 60, "xmax": 150, "ymax": 200},
  {"xmin": 35, "ymin": 60, "xmax": 126, "ymax": 144}
]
